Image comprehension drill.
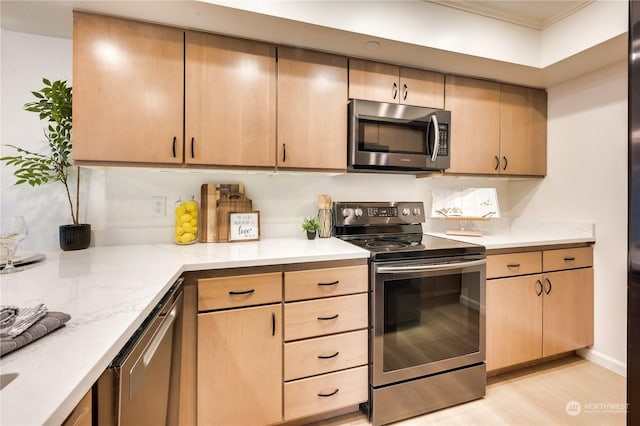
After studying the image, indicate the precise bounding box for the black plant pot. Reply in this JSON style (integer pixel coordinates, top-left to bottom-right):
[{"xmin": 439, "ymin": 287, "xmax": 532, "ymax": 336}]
[
  {"xmin": 59, "ymin": 224, "xmax": 91, "ymax": 251},
  {"xmin": 306, "ymin": 231, "xmax": 317, "ymax": 240}
]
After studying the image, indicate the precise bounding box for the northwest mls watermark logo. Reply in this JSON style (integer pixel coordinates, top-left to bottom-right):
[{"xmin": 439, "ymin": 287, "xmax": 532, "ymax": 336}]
[
  {"xmin": 566, "ymin": 400, "xmax": 628, "ymax": 416},
  {"xmin": 566, "ymin": 400, "xmax": 581, "ymax": 416}
]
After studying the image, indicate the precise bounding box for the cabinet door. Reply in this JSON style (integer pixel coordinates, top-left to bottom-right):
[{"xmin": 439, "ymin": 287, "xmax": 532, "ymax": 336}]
[
  {"xmin": 197, "ymin": 304, "xmax": 282, "ymax": 425},
  {"xmin": 500, "ymin": 84, "xmax": 547, "ymax": 176},
  {"xmin": 348, "ymin": 59, "xmax": 399, "ymax": 103},
  {"xmin": 277, "ymin": 48, "xmax": 348, "ymax": 170},
  {"xmin": 486, "ymin": 275, "xmax": 543, "ymax": 371},
  {"xmin": 73, "ymin": 12, "xmax": 184, "ymax": 164},
  {"xmin": 185, "ymin": 32, "xmax": 276, "ymax": 167},
  {"xmin": 542, "ymin": 268, "xmax": 594, "ymax": 357},
  {"xmin": 444, "ymin": 75, "xmax": 500, "ymax": 174},
  {"xmin": 399, "ymin": 67, "xmax": 444, "ymax": 108}
]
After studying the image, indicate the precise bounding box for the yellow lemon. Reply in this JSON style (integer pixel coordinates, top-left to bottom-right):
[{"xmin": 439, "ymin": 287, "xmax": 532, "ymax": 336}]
[
  {"xmin": 180, "ymin": 213, "xmax": 192, "ymax": 223},
  {"xmin": 181, "ymin": 233, "xmax": 194, "ymax": 243},
  {"xmin": 190, "ymin": 218, "xmax": 198, "ymax": 227},
  {"xmin": 190, "ymin": 209, "xmax": 198, "ymax": 218},
  {"xmin": 182, "ymin": 223, "xmax": 193, "ymax": 233},
  {"xmin": 174, "ymin": 235, "xmax": 182, "ymax": 244},
  {"xmin": 175, "ymin": 204, "xmax": 187, "ymax": 217},
  {"xmin": 175, "ymin": 226, "xmax": 184, "ymax": 236},
  {"xmin": 185, "ymin": 200, "xmax": 197, "ymax": 212}
]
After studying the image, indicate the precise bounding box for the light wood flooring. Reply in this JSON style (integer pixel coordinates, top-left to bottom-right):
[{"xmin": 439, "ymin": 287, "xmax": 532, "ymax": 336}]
[{"xmin": 312, "ymin": 356, "xmax": 626, "ymax": 426}]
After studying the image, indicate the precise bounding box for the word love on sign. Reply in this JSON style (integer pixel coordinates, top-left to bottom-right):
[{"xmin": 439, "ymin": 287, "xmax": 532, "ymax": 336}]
[{"xmin": 229, "ymin": 212, "xmax": 261, "ymax": 242}]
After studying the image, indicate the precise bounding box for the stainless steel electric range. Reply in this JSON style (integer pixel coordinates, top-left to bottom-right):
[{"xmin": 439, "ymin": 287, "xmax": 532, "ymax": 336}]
[{"xmin": 333, "ymin": 201, "xmax": 487, "ymax": 426}]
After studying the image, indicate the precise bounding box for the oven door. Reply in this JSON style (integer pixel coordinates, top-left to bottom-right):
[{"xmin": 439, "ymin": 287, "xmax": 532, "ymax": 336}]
[{"xmin": 371, "ymin": 255, "xmax": 486, "ymax": 387}]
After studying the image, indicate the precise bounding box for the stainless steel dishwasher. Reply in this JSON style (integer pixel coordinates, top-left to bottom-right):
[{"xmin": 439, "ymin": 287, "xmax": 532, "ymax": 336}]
[{"xmin": 95, "ymin": 277, "xmax": 184, "ymax": 425}]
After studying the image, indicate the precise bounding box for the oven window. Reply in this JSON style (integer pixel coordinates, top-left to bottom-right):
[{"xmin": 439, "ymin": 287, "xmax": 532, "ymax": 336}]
[
  {"xmin": 358, "ymin": 119, "xmax": 427, "ymax": 155},
  {"xmin": 382, "ymin": 272, "xmax": 480, "ymax": 372}
]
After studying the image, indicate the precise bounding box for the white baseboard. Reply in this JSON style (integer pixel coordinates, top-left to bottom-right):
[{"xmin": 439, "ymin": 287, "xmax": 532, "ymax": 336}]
[{"xmin": 576, "ymin": 347, "xmax": 627, "ymax": 377}]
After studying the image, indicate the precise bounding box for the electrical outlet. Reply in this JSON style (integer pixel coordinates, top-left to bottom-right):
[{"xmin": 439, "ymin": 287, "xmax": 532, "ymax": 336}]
[{"xmin": 151, "ymin": 196, "xmax": 166, "ymax": 217}]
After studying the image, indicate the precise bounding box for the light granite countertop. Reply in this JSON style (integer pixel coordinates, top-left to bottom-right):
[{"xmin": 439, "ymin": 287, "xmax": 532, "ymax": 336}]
[{"xmin": 0, "ymin": 238, "xmax": 369, "ymax": 426}]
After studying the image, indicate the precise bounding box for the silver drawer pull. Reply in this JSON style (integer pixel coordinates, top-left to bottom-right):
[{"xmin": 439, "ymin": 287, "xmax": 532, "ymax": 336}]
[
  {"xmin": 317, "ymin": 314, "xmax": 339, "ymax": 321},
  {"xmin": 318, "ymin": 389, "xmax": 339, "ymax": 397},
  {"xmin": 318, "ymin": 351, "xmax": 339, "ymax": 359}
]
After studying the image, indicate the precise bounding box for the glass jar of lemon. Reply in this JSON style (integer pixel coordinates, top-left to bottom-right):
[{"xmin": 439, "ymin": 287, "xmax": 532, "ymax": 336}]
[{"xmin": 174, "ymin": 197, "xmax": 198, "ymax": 244}]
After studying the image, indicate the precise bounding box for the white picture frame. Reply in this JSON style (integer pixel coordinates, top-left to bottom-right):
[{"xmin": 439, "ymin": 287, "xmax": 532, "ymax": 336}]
[{"xmin": 228, "ymin": 211, "xmax": 261, "ymax": 242}]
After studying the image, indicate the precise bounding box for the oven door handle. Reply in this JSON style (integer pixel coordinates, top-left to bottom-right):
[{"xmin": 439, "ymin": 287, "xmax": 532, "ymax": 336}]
[{"xmin": 376, "ymin": 258, "xmax": 486, "ymax": 274}]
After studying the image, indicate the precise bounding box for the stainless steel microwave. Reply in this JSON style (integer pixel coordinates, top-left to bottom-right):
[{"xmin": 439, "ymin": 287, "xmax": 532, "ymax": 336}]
[{"xmin": 347, "ymin": 99, "xmax": 451, "ymax": 173}]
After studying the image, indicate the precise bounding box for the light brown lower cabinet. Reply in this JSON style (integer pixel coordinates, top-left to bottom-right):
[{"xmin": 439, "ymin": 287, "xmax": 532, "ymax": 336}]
[
  {"xmin": 486, "ymin": 245, "xmax": 594, "ymax": 373},
  {"xmin": 284, "ymin": 366, "xmax": 368, "ymax": 421},
  {"xmin": 192, "ymin": 260, "xmax": 368, "ymax": 425},
  {"xmin": 61, "ymin": 389, "xmax": 92, "ymax": 426},
  {"xmin": 197, "ymin": 304, "xmax": 283, "ymax": 425}
]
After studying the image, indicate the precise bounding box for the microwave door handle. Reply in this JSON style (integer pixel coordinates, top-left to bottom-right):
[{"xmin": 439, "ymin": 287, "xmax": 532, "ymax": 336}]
[{"xmin": 429, "ymin": 114, "xmax": 440, "ymax": 162}]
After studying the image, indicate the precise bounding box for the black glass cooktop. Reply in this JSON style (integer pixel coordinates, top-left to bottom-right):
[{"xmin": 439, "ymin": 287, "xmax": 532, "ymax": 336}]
[{"xmin": 338, "ymin": 232, "xmax": 485, "ymax": 261}]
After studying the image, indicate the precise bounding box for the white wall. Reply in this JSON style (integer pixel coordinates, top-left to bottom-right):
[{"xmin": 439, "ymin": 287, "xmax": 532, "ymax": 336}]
[
  {"xmin": 1, "ymin": 29, "xmax": 628, "ymax": 375},
  {"xmin": 0, "ymin": 30, "xmax": 510, "ymax": 251},
  {"xmin": 509, "ymin": 61, "xmax": 628, "ymax": 374}
]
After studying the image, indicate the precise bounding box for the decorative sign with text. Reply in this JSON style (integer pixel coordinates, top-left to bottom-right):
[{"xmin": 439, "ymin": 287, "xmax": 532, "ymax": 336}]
[{"xmin": 229, "ymin": 211, "xmax": 261, "ymax": 242}]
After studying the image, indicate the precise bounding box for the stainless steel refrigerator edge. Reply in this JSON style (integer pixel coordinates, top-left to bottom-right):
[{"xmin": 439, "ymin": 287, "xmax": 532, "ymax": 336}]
[{"xmin": 630, "ymin": 1, "xmax": 639, "ymax": 424}]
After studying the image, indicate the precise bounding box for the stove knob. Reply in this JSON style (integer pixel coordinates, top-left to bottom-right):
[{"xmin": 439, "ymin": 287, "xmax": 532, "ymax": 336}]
[
  {"xmin": 354, "ymin": 208, "xmax": 363, "ymax": 217},
  {"xmin": 402, "ymin": 208, "xmax": 410, "ymax": 216},
  {"xmin": 413, "ymin": 208, "xmax": 421, "ymax": 216},
  {"xmin": 342, "ymin": 208, "xmax": 351, "ymax": 218}
]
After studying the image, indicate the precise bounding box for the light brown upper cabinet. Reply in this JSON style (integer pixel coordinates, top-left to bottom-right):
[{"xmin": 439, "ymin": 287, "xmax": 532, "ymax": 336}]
[
  {"xmin": 185, "ymin": 32, "xmax": 276, "ymax": 168},
  {"xmin": 500, "ymin": 84, "xmax": 547, "ymax": 176},
  {"xmin": 277, "ymin": 48, "xmax": 348, "ymax": 171},
  {"xmin": 444, "ymin": 75, "xmax": 547, "ymax": 176},
  {"xmin": 444, "ymin": 75, "xmax": 501, "ymax": 174},
  {"xmin": 73, "ymin": 12, "xmax": 184, "ymax": 164},
  {"xmin": 349, "ymin": 59, "xmax": 444, "ymax": 108}
]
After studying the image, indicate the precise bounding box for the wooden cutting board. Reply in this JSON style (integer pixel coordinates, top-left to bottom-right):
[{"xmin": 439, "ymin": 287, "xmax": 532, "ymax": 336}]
[{"xmin": 200, "ymin": 184, "xmax": 253, "ymax": 242}]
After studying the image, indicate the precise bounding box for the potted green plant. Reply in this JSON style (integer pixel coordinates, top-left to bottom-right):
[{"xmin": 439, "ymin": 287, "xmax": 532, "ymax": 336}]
[
  {"xmin": 1, "ymin": 78, "xmax": 90, "ymax": 251},
  {"xmin": 301, "ymin": 216, "xmax": 322, "ymax": 240}
]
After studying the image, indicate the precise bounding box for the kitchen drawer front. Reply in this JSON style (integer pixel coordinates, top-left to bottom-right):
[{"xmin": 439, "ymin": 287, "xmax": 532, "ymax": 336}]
[
  {"xmin": 284, "ymin": 366, "xmax": 368, "ymax": 421},
  {"xmin": 543, "ymin": 246, "xmax": 593, "ymax": 272},
  {"xmin": 198, "ymin": 272, "xmax": 282, "ymax": 311},
  {"xmin": 284, "ymin": 294, "xmax": 368, "ymax": 341},
  {"xmin": 487, "ymin": 252, "xmax": 541, "ymax": 279},
  {"xmin": 284, "ymin": 265, "xmax": 368, "ymax": 302},
  {"xmin": 284, "ymin": 329, "xmax": 368, "ymax": 381}
]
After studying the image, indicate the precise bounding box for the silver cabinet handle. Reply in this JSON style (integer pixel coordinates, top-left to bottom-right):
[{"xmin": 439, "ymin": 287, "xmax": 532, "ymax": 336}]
[
  {"xmin": 430, "ymin": 114, "xmax": 440, "ymax": 163},
  {"xmin": 377, "ymin": 258, "xmax": 486, "ymax": 274}
]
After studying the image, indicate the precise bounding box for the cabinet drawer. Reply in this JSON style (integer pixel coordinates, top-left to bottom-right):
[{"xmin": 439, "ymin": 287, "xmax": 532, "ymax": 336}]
[
  {"xmin": 543, "ymin": 246, "xmax": 593, "ymax": 272},
  {"xmin": 487, "ymin": 252, "xmax": 541, "ymax": 279},
  {"xmin": 284, "ymin": 330, "xmax": 368, "ymax": 381},
  {"xmin": 284, "ymin": 265, "xmax": 368, "ymax": 302},
  {"xmin": 284, "ymin": 366, "xmax": 368, "ymax": 421},
  {"xmin": 198, "ymin": 272, "xmax": 282, "ymax": 311},
  {"xmin": 284, "ymin": 294, "xmax": 367, "ymax": 341}
]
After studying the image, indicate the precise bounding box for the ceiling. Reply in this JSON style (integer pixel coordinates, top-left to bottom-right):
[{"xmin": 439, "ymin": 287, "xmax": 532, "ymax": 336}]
[
  {"xmin": 429, "ymin": 0, "xmax": 593, "ymax": 30},
  {"xmin": 1, "ymin": 0, "xmax": 596, "ymax": 40}
]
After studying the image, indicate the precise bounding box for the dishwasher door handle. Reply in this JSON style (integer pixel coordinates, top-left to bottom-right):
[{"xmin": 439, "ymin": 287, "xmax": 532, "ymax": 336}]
[{"xmin": 129, "ymin": 291, "xmax": 183, "ymax": 399}]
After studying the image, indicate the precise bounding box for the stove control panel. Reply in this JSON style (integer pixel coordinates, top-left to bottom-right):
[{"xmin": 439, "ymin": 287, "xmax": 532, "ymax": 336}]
[{"xmin": 334, "ymin": 201, "xmax": 425, "ymax": 226}]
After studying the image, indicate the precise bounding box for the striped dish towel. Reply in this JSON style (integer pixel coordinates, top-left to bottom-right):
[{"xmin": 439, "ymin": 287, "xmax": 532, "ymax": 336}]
[{"xmin": 0, "ymin": 304, "xmax": 47, "ymax": 340}]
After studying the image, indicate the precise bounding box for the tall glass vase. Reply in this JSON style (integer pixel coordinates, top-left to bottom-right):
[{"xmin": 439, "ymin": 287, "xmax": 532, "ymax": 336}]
[{"xmin": 317, "ymin": 209, "xmax": 332, "ymax": 238}]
